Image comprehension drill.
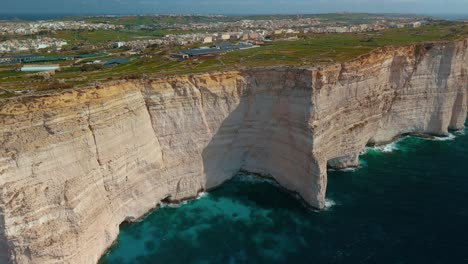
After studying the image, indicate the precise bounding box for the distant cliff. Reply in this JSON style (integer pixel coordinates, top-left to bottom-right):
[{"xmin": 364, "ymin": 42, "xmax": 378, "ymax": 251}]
[{"xmin": 0, "ymin": 39, "xmax": 467, "ymax": 264}]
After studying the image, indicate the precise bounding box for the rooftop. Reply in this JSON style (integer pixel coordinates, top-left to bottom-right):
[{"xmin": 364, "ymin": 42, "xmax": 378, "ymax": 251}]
[
  {"xmin": 103, "ymin": 58, "xmax": 130, "ymax": 66},
  {"xmin": 180, "ymin": 42, "xmax": 256, "ymax": 56}
]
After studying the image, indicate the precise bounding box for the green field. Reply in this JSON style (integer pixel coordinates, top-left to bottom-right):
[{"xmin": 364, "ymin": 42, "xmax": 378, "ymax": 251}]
[
  {"xmin": 80, "ymin": 13, "xmax": 426, "ymax": 27},
  {"xmin": 83, "ymin": 15, "xmax": 239, "ymax": 27},
  {"xmin": 0, "ymin": 23, "xmax": 467, "ymax": 96}
]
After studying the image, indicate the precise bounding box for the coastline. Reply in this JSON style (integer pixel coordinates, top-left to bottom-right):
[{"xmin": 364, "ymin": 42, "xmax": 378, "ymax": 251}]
[
  {"xmin": 101, "ymin": 121, "xmax": 466, "ymax": 263},
  {"xmin": 98, "ymin": 126, "xmax": 466, "ymax": 263},
  {"xmin": 1, "ymin": 38, "xmax": 466, "ymax": 264}
]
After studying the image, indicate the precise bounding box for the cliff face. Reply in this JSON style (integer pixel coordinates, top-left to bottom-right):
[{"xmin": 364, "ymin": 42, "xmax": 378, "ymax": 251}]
[{"xmin": 0, "ymin": 39, "xmax": 467, "ymax": 264}]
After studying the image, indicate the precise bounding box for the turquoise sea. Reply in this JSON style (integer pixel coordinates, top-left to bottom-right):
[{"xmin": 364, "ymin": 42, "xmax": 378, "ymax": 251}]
[{"xmin": 101, "ymin": 121, "xmax": 468, "ymax": 264}]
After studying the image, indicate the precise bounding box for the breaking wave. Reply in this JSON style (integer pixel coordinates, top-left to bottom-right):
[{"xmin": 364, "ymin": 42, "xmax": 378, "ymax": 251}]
[
  {"xmin": 197, "ymin": 192, "xmax": 209, "ymax": 199},
  {"xmin": 454, "ymin": 129, "xmax": 466, "ymax": 136},
  {"xmin": 366, "ymin": 140, "xmax": 401, "ymax": 154},
  {"xmin": 328, "ymin": 167, "xmax": 358, "ymax": 172},
  {"xmin": 160, "ymin": 202, "xmax": 183, "ymax": 209},
  {"xmin": 432, "ymin": 133, "xmax": 456, "ymax": 141},
  {"xmin": 324, "ymin": 198, "xmax": 337, "ymax": 210},
  {"xmin": 341, "ymin": 167, "xmax": 358, "ymax": 172},
  {"xmin": 379, "ymin": 141, "xmax": 400, "ymax": 152}
]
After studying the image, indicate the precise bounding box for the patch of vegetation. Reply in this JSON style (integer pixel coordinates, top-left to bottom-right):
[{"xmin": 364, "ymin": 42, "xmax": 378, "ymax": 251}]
[
  {"xmin": 0, "ymin": 23, "xmax": 467, "ymax": 96},
  {"xmin": 81, "ymin": 13, "xmax": 427, "ymax": 27},
  {"xmin": 34, "ymin": 79, "xmax": 74, "ymax": 91},
  {"xmin": 52, "ymin": 29, "xmax": 181, "ymax": 46},
  {"xmin": 81, "ymin": 64, "xmax": 103, "ymax": 72}
]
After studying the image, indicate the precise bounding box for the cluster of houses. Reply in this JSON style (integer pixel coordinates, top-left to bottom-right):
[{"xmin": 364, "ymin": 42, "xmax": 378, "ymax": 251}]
[
  {"xmin": 114, "ymin": 19, "xmax": 426, "ymax": 51},
  {"xmin": 112, "ymin": 30, "xmax": 269, "ymax": 51},
  {"xmin": 168, "ymin": 17, "xmax": 322, "ymax": 31},
  {"xmin": 0, "ymin": 15, "xmax": 430, "ymax": 73},
  {"xmin": 0, "ymin": 21, "xmax": 123, "ymax": 35},
  {"xmin": 0, "ymin": 37, "xmax": 68, "ymax": 53},
  {"xmin": 141, "ymin": 15, "xmax": 426, "ymax": 34}
]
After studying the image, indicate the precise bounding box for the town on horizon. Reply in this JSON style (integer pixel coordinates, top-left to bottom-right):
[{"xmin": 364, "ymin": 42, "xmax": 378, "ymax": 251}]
[
  {"xmin": 1, "ymin": 12, "xmax": 468, "ymax": 19},
  {"xmin": 0, "ymin": 12, "xmax": 467, "ymax": 99}
]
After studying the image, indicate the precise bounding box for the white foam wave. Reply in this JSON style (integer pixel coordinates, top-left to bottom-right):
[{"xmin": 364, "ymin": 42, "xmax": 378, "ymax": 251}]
[
  {"xmin": 329, "ymin": 167, "xmax": 358, "ymax": 172},
  {"xmin": 324, "ymin": 198, "xmax": 336, "ymax": 209},
  {"xmin": 160, "ymin": 199, "xmax": 192, "ymax": 209},
  {"xmin": 432, "ymin": 133, "xmax": 456, "ymax": 141},
  {"xmin": 341, "ymin": 167, "xmax": 358, "ymax": 172},
  {"xmin": 196, "ymin": 192, "xmax": 209, "ymax": 200},
  {"xmin": 381, "ymin": 142, "xmax": 399, "ymax": 152},
  {"xmin": 366, "ymin": 141, "xmax": 400, "ymax": 153},
  {"xmin": 160, "ymin": 202, "xmax": 182, "ymax": 209}
]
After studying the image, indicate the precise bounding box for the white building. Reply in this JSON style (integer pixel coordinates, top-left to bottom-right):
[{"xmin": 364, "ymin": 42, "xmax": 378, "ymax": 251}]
[
  {"xmin": 21, "ymin": 65, "xmax": 60, "ymax": 72},
  {"xmin": 112, "ymin": 42, "xmax": 125, "ymax": 48},
  {"xmin": 203, "ymin": 36, "xmax": 213, "ymax": 43},
  {"xmin": 37, "ymin": 44, "xmax": 49, "ymax": 49}
]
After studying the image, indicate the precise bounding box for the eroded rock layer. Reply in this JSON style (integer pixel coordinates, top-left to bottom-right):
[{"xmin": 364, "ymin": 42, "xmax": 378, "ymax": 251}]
[{"xmin": 0, "ymin": 39, "xmax": 467, "ymax": 263}]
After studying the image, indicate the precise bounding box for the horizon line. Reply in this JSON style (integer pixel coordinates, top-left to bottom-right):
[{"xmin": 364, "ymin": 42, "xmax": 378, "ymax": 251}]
[{"xmin": 1, "ymin": 12, "xmax": 468, "ymax": 15}]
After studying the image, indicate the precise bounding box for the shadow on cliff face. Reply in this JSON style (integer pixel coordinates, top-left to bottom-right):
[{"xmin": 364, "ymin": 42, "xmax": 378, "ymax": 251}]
[
  {"xmin": 0, "ymin": 208, "xmax": 11, "ymax": 264},
  {"xmin": 200, "ymin": 68, "xmax": 324, "ymax": 208}
]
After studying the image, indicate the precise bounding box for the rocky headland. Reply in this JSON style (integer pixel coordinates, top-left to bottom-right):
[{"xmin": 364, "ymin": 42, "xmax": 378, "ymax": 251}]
[{"xmin": 0, "ymin": 39, "xmax": 467, "ymax": 263}]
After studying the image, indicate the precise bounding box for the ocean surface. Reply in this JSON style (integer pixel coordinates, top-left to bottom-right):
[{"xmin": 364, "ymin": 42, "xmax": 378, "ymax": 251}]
[
  {"xmin": 1, "ymin": 13, "xmax": 467, "ymax": 21},
  {"xmin": 0, "ymin": 14, "xmax": 79, "ymax": 21},
  {"xmin": 101, "ymin": 121, "xmax": 468, "ymax": 264}
]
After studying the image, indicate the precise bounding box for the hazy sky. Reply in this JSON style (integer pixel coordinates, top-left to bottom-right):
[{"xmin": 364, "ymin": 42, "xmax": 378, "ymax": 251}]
[{"xmin": 2, "ymin": 0, "xmax": 468, "ymax": 15}]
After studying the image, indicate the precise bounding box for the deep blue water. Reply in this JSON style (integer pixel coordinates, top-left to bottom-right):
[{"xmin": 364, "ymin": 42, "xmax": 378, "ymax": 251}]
[
  {"xmin": 101, "ymin": 122, "xmax": 468, "ymax": 264},
  {"xmin": 0, "ymin": 14, "xmax": 79, "ymax": 21},
  {"xmin": 427, "ymin": 14, "xmax": 468, "ymax": 20}
]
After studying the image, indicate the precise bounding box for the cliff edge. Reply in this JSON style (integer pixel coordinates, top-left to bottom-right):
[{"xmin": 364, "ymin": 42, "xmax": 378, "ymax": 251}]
[{"xmin": 0, "ymin": 39, "xmax": 467, "ymax": 263}]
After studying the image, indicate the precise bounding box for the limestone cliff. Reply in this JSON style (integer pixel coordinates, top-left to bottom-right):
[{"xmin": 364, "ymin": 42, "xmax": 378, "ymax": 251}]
[{"xmin": 0, "ymin": 39, "xmax": 467, "ymax": 264}]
